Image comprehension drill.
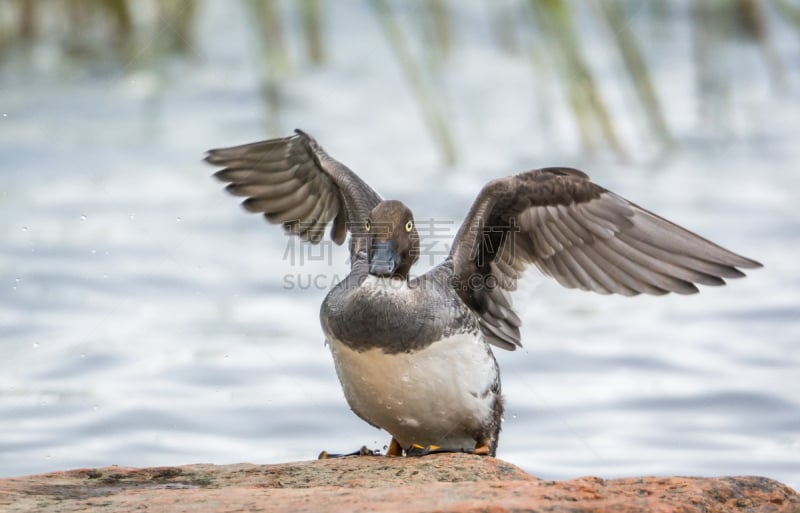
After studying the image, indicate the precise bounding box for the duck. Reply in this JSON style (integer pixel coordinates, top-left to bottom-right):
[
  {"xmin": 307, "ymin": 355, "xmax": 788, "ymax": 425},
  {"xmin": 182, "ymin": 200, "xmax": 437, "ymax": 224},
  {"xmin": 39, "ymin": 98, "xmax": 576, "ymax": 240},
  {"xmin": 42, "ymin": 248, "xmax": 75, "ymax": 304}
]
[{"xmin": 206, "ymin": 129, "xmax": 761, "ymax": 457}]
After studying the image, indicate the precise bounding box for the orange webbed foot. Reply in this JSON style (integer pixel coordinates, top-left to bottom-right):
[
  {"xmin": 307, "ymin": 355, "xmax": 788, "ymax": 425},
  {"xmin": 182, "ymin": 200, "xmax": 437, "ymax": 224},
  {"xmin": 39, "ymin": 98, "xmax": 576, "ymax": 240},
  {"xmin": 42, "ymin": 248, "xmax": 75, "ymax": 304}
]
[{"xmin": 473, "ymin": 438, "xmax": 492, "ymax": 456}]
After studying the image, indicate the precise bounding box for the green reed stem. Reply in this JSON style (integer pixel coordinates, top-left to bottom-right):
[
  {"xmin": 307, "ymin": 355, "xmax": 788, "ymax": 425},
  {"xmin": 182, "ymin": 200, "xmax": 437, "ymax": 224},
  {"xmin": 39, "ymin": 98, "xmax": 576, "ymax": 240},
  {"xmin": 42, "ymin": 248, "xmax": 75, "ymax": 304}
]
[
  {"xmin": 300, "ymin": 0, "xmax": 325, "ymax": 64},
  {"xmin": 530, "ymin": 0, "xmax": 627, "ymax": 159},
  {"xmin": 368, "ymin": 0, "xmax": 457, "ymax": 166},
  {"xmin": 598, "ymin": 0, "xmax": 674, "ymax": 148}
]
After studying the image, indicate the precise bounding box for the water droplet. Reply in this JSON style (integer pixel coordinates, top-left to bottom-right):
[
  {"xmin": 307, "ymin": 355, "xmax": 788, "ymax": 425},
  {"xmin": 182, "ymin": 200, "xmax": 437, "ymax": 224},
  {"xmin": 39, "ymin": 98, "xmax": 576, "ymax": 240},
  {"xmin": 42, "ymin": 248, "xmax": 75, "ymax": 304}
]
[
  {"xmin": 92, "ymin": 405, "xmax": 99, "ymax": 411},
  {"xmin": 102, "ymin": 273, "xmax": 109, "ymax": 279},
  {"xmin": 80, "ymin": 214, "xmax": 87, "ymax": 221},
  {"xmin": 129, "ymin": 214, "xmax": 135, "ymax": 221},
  {"xmin": 90, "ymin": 249, "xmax": 96, "ymax": 255},
  {"xmin": 2, "ymin": 113, "xmax": 7, "ymax": 117},
  {"xmin": 21, "ymin": 226, "xmax": 28, "ymax": 231},
  {"xmin": 14, "ymin": 277, "xmax": 20, "ymax": 283},
  {"xmin": 33, "ymin": 341, "xmax": 40, "ymax": 349},
  {"xmin": 80, "ymin": 353, "xmax": 86, "ymax": 358},
  {"xmin": 175, "ymin": 216, "xmax": 182, "ymax": 222},
  {"xmin": 224, "ymin": 354, "xmax": 229, "ymax": 359}
]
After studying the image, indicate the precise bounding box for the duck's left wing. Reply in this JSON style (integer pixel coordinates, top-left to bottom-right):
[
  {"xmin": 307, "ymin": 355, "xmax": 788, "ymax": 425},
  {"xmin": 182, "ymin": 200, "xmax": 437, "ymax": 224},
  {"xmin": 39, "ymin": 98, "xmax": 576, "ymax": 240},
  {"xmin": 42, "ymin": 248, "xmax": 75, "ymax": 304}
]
[{"xmin": 449, "ymin": 167, "xmax": 762, "ymax": 350}]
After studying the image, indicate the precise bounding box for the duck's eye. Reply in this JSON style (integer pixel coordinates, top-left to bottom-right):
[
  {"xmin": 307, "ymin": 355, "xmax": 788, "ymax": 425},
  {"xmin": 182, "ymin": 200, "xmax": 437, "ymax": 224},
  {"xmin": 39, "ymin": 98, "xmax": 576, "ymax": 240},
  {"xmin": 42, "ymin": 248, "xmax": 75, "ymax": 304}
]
[
  {"xmin": 405, "ymin": 220, "xmax": 414, "ymax": 233},
  {"xmin": 365, "ymin": 220, "xmax": 371, "ymax": 232}
]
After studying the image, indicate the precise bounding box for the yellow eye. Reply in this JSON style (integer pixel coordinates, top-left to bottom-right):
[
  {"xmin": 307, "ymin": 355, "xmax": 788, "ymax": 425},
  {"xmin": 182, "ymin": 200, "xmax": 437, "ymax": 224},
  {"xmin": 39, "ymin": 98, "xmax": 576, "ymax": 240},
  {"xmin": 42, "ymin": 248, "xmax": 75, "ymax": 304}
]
[
  {"xmin": 365, "ymin": 220, "xmax": 371, "ymax": 232},
  {"xmin": 405, "ymin": 220, "xmax": 414, "ymax": 232}
]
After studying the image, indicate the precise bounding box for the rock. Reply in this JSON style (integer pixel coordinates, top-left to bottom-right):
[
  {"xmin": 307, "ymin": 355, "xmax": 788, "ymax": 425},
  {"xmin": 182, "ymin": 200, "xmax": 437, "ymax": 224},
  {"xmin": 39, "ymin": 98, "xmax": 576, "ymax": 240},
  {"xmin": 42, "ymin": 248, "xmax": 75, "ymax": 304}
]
[{"xmin": 0, "ymin": 454, "xmax": 797, "ymax": 513}]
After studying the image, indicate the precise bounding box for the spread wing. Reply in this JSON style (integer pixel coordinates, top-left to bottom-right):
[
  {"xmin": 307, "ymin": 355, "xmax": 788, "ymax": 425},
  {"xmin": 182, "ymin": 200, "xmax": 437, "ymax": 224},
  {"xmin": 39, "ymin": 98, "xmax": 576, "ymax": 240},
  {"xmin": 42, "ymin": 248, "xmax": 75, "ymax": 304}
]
[
  {"xmin": 449, "ymin": 167, "xmax": 762, "ymax": 351},
  {"xmin": 206, "ymin": 130, "xmax": 381, "ymax": 256}
]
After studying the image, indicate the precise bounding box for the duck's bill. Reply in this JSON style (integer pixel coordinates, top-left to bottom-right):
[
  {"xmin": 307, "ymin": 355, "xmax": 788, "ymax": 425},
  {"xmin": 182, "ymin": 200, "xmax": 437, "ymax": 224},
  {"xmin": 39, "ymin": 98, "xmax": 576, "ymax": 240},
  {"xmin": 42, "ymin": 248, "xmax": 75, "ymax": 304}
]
[{"xmin": 369, "ymin": 238, "xmax": 400, "ymax": 276}]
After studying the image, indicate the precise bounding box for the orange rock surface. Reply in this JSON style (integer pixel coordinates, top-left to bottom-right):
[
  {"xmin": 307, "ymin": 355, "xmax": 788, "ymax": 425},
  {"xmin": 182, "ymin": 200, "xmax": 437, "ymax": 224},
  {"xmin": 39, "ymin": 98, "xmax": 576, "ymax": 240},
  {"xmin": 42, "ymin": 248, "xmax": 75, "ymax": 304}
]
[{"xmin": 0, "ymin": 454, "xmax": 797, "ymax": 513}]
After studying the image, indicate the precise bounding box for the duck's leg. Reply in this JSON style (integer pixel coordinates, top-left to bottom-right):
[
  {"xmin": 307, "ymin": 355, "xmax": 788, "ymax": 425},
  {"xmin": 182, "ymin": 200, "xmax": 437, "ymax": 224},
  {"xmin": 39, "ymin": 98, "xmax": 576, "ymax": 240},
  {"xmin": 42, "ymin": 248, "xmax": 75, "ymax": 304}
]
[
  {"xmin": 473, "ymin": 438, "xmax": 492, "ymax": 456},
  {"xmin": 386, "ymin": 437, "xmax": 403, "ymax": 457},
  {"xmin": 405, "ymin": 444, "xmax": 445, "ymax": 456},
  {"xmin": 318, "ymin": 446, "xmax": 376, "ymax": 459}
]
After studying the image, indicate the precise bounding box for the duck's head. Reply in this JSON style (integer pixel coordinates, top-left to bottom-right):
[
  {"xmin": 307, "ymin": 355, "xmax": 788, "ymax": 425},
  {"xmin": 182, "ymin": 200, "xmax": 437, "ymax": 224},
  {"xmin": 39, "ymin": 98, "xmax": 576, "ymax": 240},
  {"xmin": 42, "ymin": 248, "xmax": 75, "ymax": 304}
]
[{"xmin": 365, "ymin": 200, "xmax": 419, "ymax": 279}]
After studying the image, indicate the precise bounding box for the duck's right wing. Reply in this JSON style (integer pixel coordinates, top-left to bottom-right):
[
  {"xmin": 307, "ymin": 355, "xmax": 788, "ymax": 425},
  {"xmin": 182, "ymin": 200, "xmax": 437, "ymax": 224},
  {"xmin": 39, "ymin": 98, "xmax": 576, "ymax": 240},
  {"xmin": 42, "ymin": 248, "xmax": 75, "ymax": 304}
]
[{"xmin": 206, "ymin": 129, "xmax": 381, "ymax": 254}]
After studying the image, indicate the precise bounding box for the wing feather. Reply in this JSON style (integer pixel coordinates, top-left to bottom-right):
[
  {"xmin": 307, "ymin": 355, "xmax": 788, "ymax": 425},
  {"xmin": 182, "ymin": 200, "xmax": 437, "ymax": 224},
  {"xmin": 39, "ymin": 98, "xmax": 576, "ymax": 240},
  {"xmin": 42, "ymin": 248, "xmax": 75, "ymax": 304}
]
[
  {"xmin": 448, "ymin": 167, "xmax": 762, "ymax": 349},
  {"xmin": 207, "ymin": 129, "xmax": 382, "ymax": 254}
]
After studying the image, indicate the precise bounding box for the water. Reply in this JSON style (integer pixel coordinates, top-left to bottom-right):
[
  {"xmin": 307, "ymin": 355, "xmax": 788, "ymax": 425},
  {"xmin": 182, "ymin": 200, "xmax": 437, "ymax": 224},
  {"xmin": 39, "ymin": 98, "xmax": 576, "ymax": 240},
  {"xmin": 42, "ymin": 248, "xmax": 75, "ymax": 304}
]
[{"xmin": 1, "ymin": 1, "xmax": 799, "ymax": 488}]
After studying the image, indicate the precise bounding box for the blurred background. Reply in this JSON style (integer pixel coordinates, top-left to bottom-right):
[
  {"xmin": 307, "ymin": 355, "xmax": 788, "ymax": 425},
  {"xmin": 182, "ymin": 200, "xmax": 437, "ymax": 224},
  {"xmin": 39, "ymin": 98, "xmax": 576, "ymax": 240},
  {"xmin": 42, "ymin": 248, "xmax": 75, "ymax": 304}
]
[{"xmin": 1, "ymin": 0, "xmax": 798, "ymax": 487}]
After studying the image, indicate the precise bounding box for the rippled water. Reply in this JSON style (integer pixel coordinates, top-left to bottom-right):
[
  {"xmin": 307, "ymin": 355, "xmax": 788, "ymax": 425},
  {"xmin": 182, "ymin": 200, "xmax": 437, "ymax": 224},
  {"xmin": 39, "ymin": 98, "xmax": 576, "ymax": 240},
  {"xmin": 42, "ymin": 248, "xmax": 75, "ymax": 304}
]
[{"xmin": 1, "ymin": 2, "xmax": 799, "ymax": 488}]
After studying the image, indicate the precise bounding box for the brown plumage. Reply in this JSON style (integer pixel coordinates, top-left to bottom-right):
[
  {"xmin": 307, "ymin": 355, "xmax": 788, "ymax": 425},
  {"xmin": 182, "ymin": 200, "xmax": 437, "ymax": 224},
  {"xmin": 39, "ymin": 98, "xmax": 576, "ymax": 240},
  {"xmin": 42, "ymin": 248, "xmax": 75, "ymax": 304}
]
[
  {"xmin": 448, "ymin": 167, "xmax": 762, "ymax": 349},
  {"xmin": 206, "ymin": 129, "xmax": 380, "ymax": 248},
  {"xmin": 207, "ymin": 129, "xmax": 762, "ymax": 456}
]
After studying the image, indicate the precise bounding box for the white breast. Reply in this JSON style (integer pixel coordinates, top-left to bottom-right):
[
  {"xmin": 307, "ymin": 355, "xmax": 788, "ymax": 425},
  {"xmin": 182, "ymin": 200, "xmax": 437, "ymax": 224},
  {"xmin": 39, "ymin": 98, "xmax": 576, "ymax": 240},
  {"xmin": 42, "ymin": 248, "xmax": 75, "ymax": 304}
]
[{"xmin": 328, "ymin": 332, "xmax": 499, "ymax": 451}]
